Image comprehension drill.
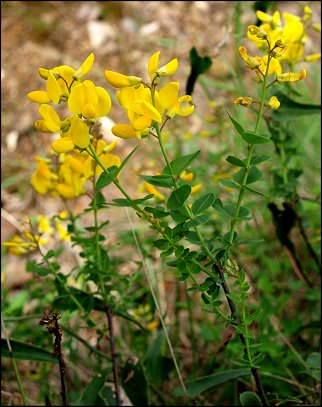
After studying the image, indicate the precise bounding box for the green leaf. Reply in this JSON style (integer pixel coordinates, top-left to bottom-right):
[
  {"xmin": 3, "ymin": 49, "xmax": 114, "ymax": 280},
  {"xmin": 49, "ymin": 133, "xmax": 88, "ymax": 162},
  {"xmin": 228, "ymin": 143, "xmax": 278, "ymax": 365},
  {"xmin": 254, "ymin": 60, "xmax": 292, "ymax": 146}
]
[
  {"xmin": 306, "ymin": 352, "xmax": 321, "ymax": 369},
  {"xmin": 144, "ymin": 331, "xmax": 174, "ymax": 384},
  {"xmin": 1, "ymin": 339, "xmax": 58, "ymax": 363},
  {"xmin": 192, "ymin": 193, "xmax": 215, "ymax": 215},
  {"xmin": 167, "ymin": 185, "xmax": 191, "ymax": 209},
  {"xmin": 122, "ymin": 358, "xmax": 148, "ymax": 406},
  {"xmin": 226, "ymin": 110, "xmax": 245, "ymax": 136},
  {"xmin": 226, "ymin": 155, "xmax": 246, "ymax": 167},
  {"xmin": 185, "ymin": 215, "xmax": 209, "ymax": 228},
  {"xmin": 175, "ymin": 369, "xmax": 250, "ymax": 398},
  {"xmin": 233, "ymin": 166, "xmax": 262, "ymax": 185},
  {"xmin": 118, "ymin": 145, "xmax": 140, "ymax": 172},
  {"xmin": 186, "ymin": 47, "xmax": 212, "ymax": 95},
  {"xmin": 77, "ymin": 370, "xmax": 109, "ymax": 406},
  {"xmin": 240, "ymin": 391, "xmax": 262, "ymax": 406},
  {"xmin": 212, "ymin": 198, "xmax": 232, "ymax": 218},
  {"xmin": 183, "ymin": 231, "xmax": 201, "ymax": 245},
  {"xmin": 140, "ymin": 174, "xmax": 173, "ymax": 189},
  {"xmin": 241, "ymin": 131, "xmax": 270, "ymax": 144},
  {"xmin": 243, "ymin": 185, "xmax": 271, "ymax": 197},
  {"xmin": 96, "ymin": 166, "xmax": 119, "ymax": 189},
  {"xmin": 111, "ymin": 194, "xmax": 154, "ymax": 207},
  {"xmin": 168, "ymin": 150, "xmax": 201, "ymax": 176},
  {"xmin": 236, "ymin": 239, "xmax": 265, "ymax": 246},
  {"xmin": 144, "ymin": 206, "xmax": 170, "ymax": 219},
  {"xmin": 170, "ymin": 208, "xmax": 190, "ymax": 222},
  {"xmin": 250, "ymin": 155, "xmax": 271, "ymax": 165},
  {"xmin": 218, "ymin": 179, "xmax": 239, "ymax": 189},
  {"xmin": 26, "ymin": 260, "xmax": 51, "ymax": 276},
  {"xmin": 153, "ymin": 239, "xmax": 170, "ymax": 250}
]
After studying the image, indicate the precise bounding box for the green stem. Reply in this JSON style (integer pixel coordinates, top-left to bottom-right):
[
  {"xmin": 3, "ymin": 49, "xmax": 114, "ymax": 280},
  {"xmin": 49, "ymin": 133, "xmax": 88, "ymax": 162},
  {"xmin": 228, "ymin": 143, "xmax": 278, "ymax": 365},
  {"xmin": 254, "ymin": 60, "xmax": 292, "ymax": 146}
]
[
  {"xmin": 226, "ymin": 53, "xmax": 272, "ymax": 255},
  {"xmin": 184, "ymin": 280, "xmax": 197, "ymax": 371},
  {"xmin": 154, "ymin": 119, "xmax": 269, "ymax": 405},
  {"xmin": 91, "ymin": 146, "xmax": 121, "ymax": 406},
  {"xmin": 241, "ymin": 294, "xmax": 252, "ymax": 368},
  {"xmin": 1, "ymin": 314, "xmax": 28, "ymax": 405}
]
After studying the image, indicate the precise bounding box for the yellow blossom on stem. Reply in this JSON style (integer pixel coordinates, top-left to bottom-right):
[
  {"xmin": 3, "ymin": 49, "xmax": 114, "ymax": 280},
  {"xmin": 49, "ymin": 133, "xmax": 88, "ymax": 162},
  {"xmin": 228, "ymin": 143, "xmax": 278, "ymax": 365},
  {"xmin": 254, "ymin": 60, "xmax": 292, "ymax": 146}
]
[
  {"xmin": 94, "ymin": 139, "xmax": 121, "ymax": 177},
  {"xmin": 158, "ymin": 82, "xmax": 194, "ymax": 118},
  {"xmin": 148, "ymin": 51, "xmax": 178, "ymax": 80},
  {"xmin": 143, "ymin": 182, "xmax": 165, "ymax": 202},
  {"xmin": 73, "ymin": 53, "xmax": 95, "ymax": 80},
  {"xmin": 38, "ymin": 215, "xmax": 53, "ymax": 235},
  {"xmin": 2, "ymin": 231, "xmax": 47, "ymax": 256},
  {"xmin": 30, "ymin": 157, "xmax": 57, "ymax": 194},
  {"xmin": 28, "ymin": 54, "xmax": 95, "ymax": 104},
  {"xmin": 51, "ymin": 116, "xmax": 90, "ymax": 153},
  {"xmin": 68, "ymin": 80, "xmax": 112, "ymax": 119},
  {"xmin": 234, "ymin": 97, "xmax": 253, "ymax": 107},
  {"xmin": 276, "ymin": 68, "xmax": 306, "ymax": 83},
  {"xmin": 238, "ymin": 46, "xmax": 262, "ymax": 70},
  {"xmin": 304, "ymin": 53, "xmax": 321, "ymax": 62},
  {"xmin": 267, "ymin": 96, "xmax": 280, "ymax": 110},
  {"xmin": 104, "ymin": 71, "xmax": 142, "ymax": 88},
  {"xmin": 55, "ymin": 220, "xmax": 71, "ymax": 241}
]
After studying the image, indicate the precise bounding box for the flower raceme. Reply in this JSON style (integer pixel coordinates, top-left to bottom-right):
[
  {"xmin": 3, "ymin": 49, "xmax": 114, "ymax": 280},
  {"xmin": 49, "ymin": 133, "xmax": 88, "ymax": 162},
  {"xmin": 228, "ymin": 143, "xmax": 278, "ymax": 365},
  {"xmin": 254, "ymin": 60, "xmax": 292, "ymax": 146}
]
[
  {"xmin": 35, "ymin": 104, "xmax": 90, "ymax": 153},
  {"xmin": 27, "ymin": 53, "xmax": 95, "ymax": 104},
  {"xmin": 104, "ymin": 51, "xmax": 194, "ymax": 140},
  {"xmin": 247, "ymin": 9, "xmax": 320, "ymax": 65}
]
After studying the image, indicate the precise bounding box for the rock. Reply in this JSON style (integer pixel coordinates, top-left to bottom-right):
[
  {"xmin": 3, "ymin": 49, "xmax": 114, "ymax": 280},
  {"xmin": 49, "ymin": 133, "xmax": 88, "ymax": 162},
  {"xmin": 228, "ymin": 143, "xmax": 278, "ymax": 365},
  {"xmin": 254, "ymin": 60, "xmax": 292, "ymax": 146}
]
[
  {"xmin": 139, "ymin": 21, "xmax": 160, "ymax": 36},
  {"xmin": 87, "ymin": 21, "xmax": 117, "ymax": 50}
]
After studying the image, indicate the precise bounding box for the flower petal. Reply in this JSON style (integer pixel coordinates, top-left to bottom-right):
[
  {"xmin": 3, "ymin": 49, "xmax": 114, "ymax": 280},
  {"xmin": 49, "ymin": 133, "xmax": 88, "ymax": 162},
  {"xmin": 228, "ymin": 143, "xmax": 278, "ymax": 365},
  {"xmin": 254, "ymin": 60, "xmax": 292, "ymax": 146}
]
[
  {"xmin": 112, "ymin": 124, "xmax": 137, "ymax": 139},
  {"xmin": 27, "ymin": 91, "xmax": 51, "ymax": 104},
  {"xmin": 51, "ymin": 138, "xmax": 75, "ymax": 153}
]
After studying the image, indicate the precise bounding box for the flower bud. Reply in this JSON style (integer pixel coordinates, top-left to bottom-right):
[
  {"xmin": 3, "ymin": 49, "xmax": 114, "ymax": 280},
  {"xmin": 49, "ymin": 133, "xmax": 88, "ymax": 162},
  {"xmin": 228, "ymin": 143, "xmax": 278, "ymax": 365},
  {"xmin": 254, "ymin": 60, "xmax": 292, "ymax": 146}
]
[{"xmin": 234, "ymin": 96, "xmax": 253, "ymax": 107}]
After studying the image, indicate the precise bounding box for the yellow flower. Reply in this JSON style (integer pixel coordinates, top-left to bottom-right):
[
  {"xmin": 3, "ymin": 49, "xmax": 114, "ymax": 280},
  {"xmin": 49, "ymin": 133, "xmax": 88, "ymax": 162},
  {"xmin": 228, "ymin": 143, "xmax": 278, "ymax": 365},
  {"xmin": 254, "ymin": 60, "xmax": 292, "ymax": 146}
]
[
  {"xmin": 148, "ymin": 51, "xmax": 178, "ymax": 80},
  {"xmin": 158, "ymin": 82, "xmax": 194, "ymax": 118},
  {"xmin": 304, "ymin": 53, "xmax": 321, "ymax": 62},
  {"xmin": 94, "ymin": 139, "xmax": 121, "ymax": 177},
  {"xmin": 51, "ymin": 116, "xmax": 90, "ymax": 153},
  {"xmin": 2, "ymin": 231, "xmax": 47, "ymax": 256},
  {"xmin": 256, "ymin": 10, "xmax": 282, "ymax": 28},
  {"xmin": 234, "ymin": 96, "xmax": 253, "ymax": 107},
  {"xmin": 267, "ymin": 96, "xmax": 280, "ymax": 110},
  {"xmin": 73, "ymin": 53, "xmax": 95, "ymax": 80},
  {"xmin": 30, "ymin": 157, "xmax": 57, "ymax": 194},
  {"xmin": 180, "ymin": 170, "xmax": 194, "ymax": 182},
  {"xmin": 111, "ymin": 124, "xmax": 139, "ymax": 139},
  {"xmin": 38, "ymin": 215, "xmax": 53, "ymax": 235},
  {"xmin": 104, "ymin": 70, "xmax": 142, "ymax": 88},
  {"xmin": 238, "ymin": 46, "xmax": 261, "ymax": 70},
  {"xmin": 68, "ymin": 80, "xmax": 112, "ymax": 119},
  {"xmin": 28, "ymin": 55, "xmax": 95, "ymax": 104},
  {"xmin": 276, "ymin": 68, "xmax": 306, "ymax": 83},
  {"xmin": 143, "ymin": 182, "xmax": 165, "ymax": 202},
  {"xmin": 261, "ymin": 55, "xmax": 283, "ymax": 75},
  {"xmin": 55, "ymin": 220, "xmax": 71, "ymax": 241},
  {"xmin": 54, "ymin": 155, "xmax": 88, "ymax": 198},
  {"xmin": 248, "ymin": 10, "xmax": 307, "ymax": 64},
  {"xmin": 191, "ymin": 184, "xmax": 202, "ymax": 194}
]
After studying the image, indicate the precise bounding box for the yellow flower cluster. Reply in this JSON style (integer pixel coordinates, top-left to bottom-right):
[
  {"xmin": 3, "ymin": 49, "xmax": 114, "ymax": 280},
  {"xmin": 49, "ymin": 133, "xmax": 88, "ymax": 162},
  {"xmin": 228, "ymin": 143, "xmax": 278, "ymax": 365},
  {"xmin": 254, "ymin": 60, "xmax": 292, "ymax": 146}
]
[
  {"xmin": 234, "ymin": 7, "xmax": 314, "ymax": 112},
  {"xmin": 28, "ymin": 54, "xmax": 112, "ymax": 153},
  {"xmin": 2, "ymin": 213, "xmax": 70, "ymax": 256},
  {"xmin": 247, "ymin": 8, "xmax": 321, "ymax": 65},
  {"xmin": 30, "ymin": 139, "xmax": 120, "ymax": 199},
  {"xmin": 105, "ymin": 51, "xmax": 194, "ymax": 139}
]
